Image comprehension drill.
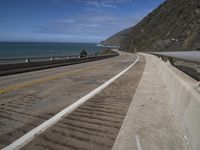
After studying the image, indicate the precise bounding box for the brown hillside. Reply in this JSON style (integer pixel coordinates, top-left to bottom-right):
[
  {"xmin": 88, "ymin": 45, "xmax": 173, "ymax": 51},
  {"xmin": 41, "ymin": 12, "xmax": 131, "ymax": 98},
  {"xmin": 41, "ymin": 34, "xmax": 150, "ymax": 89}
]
[{"xmin": 121, "ymin": 0, "xmax": 200, "ymax": 52}]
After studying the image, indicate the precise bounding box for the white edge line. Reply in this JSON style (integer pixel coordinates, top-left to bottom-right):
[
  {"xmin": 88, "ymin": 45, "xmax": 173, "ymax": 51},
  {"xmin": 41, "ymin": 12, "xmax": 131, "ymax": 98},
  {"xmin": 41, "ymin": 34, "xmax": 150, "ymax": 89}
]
[
  {"xmin": 3, "ymin": 55, "xmax": 139, "ymax": 150},
  {"xmin": 135, "ymin": 135, "xmax": 143, "ymax": 150}
]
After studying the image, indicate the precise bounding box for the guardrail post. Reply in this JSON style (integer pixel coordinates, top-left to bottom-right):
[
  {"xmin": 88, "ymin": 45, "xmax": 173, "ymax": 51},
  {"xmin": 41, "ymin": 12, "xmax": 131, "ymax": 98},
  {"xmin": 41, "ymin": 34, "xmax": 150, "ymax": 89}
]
[
  {"xmin": 25, "ymin": 59, "xmax": 30, "ymax": 63},
  {"xmin": 168, "ymin": 57, "xmax": 174, "ymax": 65},
  {"xmin": 197, "ymin": 82, "xmax": 200, "ymax": 93},
  {"xmin": 160, "ymin": 56, "xmax": 164, "ymax": 61}
]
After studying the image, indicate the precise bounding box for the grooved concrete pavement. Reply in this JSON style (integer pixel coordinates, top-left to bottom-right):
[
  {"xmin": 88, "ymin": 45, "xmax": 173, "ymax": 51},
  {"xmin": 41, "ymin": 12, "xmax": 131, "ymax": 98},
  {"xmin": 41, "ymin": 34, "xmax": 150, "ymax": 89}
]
[
  {"xmin": 22, "ymin": 55, "xmax": 145, "ymax": 150},
  {"xmin": 0, "ymin": 50, "xmax": 142, "ymax": 149}
]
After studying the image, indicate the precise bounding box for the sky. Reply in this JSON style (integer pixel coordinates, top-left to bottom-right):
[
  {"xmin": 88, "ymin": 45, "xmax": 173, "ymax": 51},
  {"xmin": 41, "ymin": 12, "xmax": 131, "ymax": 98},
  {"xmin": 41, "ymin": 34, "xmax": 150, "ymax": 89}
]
[{"xmin": 0, "ymin": 0, "xmax": 165, "ymax": 43}]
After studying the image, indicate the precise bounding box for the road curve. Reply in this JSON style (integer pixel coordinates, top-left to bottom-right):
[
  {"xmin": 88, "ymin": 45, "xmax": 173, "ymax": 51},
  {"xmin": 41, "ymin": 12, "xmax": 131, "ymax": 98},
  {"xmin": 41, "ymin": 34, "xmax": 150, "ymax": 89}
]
[{"xmin": 0, "ymin": 50, "xmax": 145, "ymax": 149}]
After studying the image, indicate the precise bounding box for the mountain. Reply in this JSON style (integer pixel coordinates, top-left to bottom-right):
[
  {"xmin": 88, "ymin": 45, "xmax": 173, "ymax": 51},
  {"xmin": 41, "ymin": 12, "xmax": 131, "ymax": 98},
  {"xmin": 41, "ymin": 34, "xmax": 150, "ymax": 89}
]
[
  {"xmin": 100, "ymin": 27, "xmax": 132, "ymax": 46},
  {"xmin": 103, "ymin": 0, "xmax": 200, "ymax": 52}
]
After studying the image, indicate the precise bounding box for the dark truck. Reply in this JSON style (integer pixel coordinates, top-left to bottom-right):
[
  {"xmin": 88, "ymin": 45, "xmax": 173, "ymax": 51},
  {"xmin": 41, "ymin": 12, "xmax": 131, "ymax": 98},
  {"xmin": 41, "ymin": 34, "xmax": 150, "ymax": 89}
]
[{"xmin": 80, "ymin": 49, "xmax": 88, "ymax": 58}]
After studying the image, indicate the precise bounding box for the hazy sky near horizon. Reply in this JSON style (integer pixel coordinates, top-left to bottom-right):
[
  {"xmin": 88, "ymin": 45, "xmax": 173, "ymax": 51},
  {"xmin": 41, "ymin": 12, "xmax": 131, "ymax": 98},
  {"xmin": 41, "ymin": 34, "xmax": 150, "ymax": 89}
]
[{"xmin": 0, "ymin": 0, "xmax": 165, "ymax": 43}]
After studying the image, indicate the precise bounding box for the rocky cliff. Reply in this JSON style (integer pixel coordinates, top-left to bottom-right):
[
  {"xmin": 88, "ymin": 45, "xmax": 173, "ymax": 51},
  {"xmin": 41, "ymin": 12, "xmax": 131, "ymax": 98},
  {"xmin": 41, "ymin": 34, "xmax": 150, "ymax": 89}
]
[{"xmin": 103, "ymin": 0, "xmax": 200, "ymax": 52}]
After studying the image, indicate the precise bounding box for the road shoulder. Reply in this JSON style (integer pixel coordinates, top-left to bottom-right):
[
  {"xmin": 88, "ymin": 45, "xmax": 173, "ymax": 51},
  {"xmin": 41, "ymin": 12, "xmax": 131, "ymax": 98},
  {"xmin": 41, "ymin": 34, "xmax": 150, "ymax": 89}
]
[{"xmin": 112, "ymin": 53, "xmax": 188, "ymax": 150}]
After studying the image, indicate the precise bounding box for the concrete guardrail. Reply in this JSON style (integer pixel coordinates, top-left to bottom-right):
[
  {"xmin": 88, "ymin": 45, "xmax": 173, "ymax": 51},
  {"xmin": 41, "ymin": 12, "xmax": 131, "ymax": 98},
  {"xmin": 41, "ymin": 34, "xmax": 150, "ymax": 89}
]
[
  {"xmin": 150, "ymin": 54, "xmax": 200, "ymax": 150},
  {"xmin": 0, "ymin": 53, "xmax": 119, "ymax": 76}
]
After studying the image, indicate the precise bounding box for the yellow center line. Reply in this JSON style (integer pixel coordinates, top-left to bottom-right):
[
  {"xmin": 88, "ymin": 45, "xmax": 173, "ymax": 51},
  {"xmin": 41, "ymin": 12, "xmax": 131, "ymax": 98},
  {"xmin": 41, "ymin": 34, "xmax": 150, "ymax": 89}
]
[{"xmin": 0, "ymin": 59, "xmax": 119, "ymax": 94}]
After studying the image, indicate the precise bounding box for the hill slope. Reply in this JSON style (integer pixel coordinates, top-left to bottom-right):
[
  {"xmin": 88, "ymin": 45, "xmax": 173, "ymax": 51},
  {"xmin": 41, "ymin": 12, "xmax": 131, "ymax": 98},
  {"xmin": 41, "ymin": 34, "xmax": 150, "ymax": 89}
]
[
  {"xmin": 103, "ymin": 0, "xmax": 200, "ymax": 52},
  {"xmin": 100, "ymin": 27, "xmax": 132, "ymax": 46},
  {"xmin": 122, "ymin": 0, "xmax": 200, "ymax": 52}
]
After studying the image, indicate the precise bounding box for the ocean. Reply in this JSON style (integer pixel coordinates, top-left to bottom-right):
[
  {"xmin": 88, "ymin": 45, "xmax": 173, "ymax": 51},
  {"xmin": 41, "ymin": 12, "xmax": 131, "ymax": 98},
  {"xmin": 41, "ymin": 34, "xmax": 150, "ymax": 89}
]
[{"xmin": 0, "ymin": 42, "xmax": 102, "ymax": 59}]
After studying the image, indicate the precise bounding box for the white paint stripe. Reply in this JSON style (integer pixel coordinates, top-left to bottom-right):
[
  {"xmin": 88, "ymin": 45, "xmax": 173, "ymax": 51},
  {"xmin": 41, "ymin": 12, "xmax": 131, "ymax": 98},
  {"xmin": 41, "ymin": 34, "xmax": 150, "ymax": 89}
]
[
  {"xmin": 135, "ymin": 135, "xmax": 143, "ymax": 150},
  {"xmin": 3, "ymin": 55, "xmax": 139, "ymax": 150}
]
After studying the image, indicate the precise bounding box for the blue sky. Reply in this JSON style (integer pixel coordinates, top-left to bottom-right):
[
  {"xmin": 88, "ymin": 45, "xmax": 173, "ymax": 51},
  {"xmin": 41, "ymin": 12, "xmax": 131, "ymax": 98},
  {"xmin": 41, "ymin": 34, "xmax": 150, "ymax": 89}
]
[{"xmin": 0, "ymin": 0, "xmax": 165, "ymax": 43}]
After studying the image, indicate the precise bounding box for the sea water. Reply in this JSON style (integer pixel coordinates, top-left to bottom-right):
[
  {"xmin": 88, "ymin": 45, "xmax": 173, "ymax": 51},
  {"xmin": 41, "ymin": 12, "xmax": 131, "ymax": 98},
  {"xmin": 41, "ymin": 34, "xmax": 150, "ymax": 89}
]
[{"xmin": 0, "ymin": 42, "xmax": 101, "ymax": 59}]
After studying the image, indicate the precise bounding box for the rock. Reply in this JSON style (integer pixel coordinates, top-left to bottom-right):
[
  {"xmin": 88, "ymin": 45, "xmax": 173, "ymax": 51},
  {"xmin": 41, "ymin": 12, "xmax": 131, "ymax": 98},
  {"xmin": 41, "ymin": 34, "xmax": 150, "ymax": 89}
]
[{"xmin": 104, "ymin": 0, "xmax": 200, "ymax": 52}]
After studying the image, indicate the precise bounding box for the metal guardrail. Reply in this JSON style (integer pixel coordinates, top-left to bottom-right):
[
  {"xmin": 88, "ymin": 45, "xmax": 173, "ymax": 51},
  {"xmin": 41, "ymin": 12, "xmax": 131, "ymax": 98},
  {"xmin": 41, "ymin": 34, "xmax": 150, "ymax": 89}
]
[
  {"xmin": 150, "ymin": 51, "xmax": 200, "ymax": 81},
  {"xmin": 0, "ymin": 53, "xmax": 119, "ymax": 76},
  {"xmin": 0, "ymin": 53, "xmax": 117, "ymax": 65},
  {"xmin": 149, "ymin": 51, "xmax": 200, "ymax": 65}
]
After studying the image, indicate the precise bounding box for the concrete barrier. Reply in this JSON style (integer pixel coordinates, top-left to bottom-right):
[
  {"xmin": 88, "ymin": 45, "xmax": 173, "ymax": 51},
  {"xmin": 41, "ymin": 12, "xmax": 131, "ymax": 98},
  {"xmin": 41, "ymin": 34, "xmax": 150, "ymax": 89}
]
[
  {"xmin": 0, "ymin": 54, "xmax": 118, "ymax": 76},
  {"xmin": 147, "ymin": 53, "xmax": 200, "ymax": 150}
]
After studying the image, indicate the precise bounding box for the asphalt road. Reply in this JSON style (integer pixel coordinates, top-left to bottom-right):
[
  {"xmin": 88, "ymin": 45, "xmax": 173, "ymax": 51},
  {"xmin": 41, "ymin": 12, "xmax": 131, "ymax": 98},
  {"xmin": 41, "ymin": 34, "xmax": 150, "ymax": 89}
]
[{"xmin": 0, "ymin": 50, "xmax": 145, "ymax": 149}]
